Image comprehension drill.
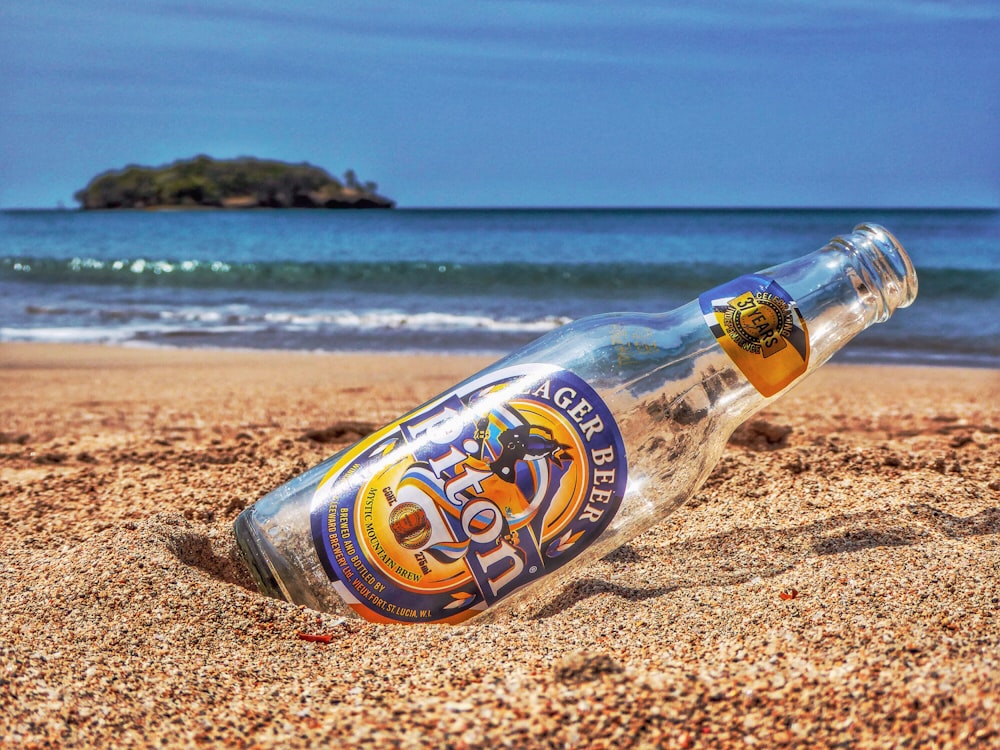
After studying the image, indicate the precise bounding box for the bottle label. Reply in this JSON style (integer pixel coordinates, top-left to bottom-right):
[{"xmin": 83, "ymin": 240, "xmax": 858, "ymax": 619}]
[
  {"xmin": 699, "ymin": 274, "xmax": 810, "ymax": 397},
  {"xmin": 310, "ymin": 364, "xmax": 628, "ymax": 623}
]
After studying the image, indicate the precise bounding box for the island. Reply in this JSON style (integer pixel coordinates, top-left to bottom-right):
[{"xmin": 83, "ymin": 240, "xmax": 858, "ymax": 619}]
[{"xmin": 73, "ymin": 155, "xmax": 395, "ymax": 210}]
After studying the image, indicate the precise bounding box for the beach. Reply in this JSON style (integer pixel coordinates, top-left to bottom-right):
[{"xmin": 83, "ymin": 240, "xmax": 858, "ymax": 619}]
[{"xmin": 2, "ymin": 342, "xmax": 998, "ymax": 747}]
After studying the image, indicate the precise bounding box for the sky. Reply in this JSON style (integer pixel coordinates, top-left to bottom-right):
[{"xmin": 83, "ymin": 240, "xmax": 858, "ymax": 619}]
[{"xmin": 1, "ymin": 0, "xmax": 998, "ymax": 209}]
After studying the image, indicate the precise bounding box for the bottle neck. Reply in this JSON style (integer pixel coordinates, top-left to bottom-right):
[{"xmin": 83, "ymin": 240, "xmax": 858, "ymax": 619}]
[{"xmin": 764, "ymin": 223, "xmax": 917, "ymax": 372}]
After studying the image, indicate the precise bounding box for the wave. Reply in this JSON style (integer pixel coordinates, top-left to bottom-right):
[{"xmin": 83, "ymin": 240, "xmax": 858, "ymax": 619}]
[
  {"xmin": 6, "ymin": 278, "xmax": 998, "ymax": 365},
  {"xmin": 258, "ymin": 309, "xmax": 571, "ymax": 333},
  {"xmin": 3, "ymin": 255, "xmax": 996, "ymax": 301},
  {"xmin": 18, "ymin": 302, "xmax": 572, "ymax": 336},
  {"xmin": 0, "ymin": 255, "xmax": 748, "ymax": 297},
  {"xmin": 0, "ymin": 326, "xmax": 138, "ymax": 345}
]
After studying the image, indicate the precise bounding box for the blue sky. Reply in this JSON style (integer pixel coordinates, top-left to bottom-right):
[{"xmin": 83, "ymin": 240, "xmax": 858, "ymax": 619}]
[{"xmin": 2, "ymin": 1, "xmax": 998, "ymax": 208}]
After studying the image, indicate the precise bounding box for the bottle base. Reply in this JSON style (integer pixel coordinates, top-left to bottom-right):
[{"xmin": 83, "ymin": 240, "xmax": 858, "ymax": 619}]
[{"xmin": 233, "ymin": 507, "xmax": 289, "ymax": 603}]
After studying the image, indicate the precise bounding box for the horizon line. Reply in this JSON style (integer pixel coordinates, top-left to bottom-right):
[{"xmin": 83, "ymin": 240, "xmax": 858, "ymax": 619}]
[{"xmin": 2, "ymin": 204, "xmax": 998, "ymax": 213}]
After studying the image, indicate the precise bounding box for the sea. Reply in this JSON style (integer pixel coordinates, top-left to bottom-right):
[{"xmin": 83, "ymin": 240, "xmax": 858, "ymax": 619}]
[{"xmin": 1, "ymin": 208, "xmax": 998, "ymax": 368}]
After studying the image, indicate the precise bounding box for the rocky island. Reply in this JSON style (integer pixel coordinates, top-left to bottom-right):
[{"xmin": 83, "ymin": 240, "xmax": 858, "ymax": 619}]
[{"xmin": 74, "ymin": 155, "xmax": 395, "ymax": 210}]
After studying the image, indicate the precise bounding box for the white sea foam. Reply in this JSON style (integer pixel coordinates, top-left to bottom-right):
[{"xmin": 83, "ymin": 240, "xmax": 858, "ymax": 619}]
[
  {"xmin": 259, "ymin": 309, "xmax": 571, "ymax": 333},
  {"xmin": 0, "ymin": 326, "xmax": 136, "ymax": 344},
  {"xmin": 2, "ymin": 307, "xmax": 572, "ymax": 348}
]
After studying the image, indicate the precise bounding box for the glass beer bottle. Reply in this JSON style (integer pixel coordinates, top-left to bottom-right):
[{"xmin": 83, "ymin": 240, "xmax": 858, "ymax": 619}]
[{"xmin": 234, "ymin": 224, "xmax": 917, "ymax": 624}]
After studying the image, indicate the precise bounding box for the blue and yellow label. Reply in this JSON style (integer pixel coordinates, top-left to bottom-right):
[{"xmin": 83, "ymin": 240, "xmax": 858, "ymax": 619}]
[
  {"xmin": 310, "ymin": 364, "xmax": 628, "ymax": 623},
  {"xmin": 699, "ymin": 274, "xmax": 810, "ymax": 397}
]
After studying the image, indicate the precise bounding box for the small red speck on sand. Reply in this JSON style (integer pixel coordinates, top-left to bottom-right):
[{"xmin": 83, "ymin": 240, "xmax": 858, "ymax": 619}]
[{"xmin": 297, "ymin": 632, "xmax": 335, "ymax": 644}]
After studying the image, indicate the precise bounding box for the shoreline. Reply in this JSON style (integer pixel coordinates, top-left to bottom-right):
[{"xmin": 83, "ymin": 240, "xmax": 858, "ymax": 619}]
[
  {"xmin": 2, "ymin": 342, "xmax": 998, "ymax": 746},
  {"xmin": 4, "ymin": 338, "xmax": 997, "ymax": 371}
]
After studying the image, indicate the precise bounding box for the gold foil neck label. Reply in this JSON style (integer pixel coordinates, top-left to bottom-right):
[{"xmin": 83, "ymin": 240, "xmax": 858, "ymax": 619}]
[{"xmin": 700, "ymin": 275, "xmax": 809, "ymax": 396}]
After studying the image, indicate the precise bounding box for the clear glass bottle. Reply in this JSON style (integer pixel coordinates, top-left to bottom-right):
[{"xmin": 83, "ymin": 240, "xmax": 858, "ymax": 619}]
[{"xmin": 234, "ymin": 224, "xmax": 917, "ymax": 624}]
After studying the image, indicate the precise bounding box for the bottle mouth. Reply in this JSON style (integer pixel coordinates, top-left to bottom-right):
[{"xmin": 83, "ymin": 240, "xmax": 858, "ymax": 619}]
[{"xmin": 831, "ymin": 223, "xmax": 918, "ymax": 322}]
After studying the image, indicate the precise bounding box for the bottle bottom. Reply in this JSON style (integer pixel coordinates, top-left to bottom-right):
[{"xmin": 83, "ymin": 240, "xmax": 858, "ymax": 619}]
[{"xmin": 233, "ymin": 507, "xmax": 289, "ymax": 603}]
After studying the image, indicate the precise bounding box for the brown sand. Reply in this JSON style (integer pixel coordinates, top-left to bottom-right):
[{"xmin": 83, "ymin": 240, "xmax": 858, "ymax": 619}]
[{"xmin": 1, "ymin": 342, "xmax": 998, "ymax": 748}]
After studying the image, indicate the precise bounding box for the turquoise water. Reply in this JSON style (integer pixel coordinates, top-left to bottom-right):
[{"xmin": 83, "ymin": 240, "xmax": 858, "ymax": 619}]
[{"xmin": 1, "ymin": 208, "xmax": 998, "ymax": 366}]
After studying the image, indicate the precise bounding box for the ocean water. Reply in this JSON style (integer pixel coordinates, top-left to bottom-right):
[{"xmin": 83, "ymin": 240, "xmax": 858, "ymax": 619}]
[{"xmin": 1, "ymin": 208, "xmax": 998, "ymax": 367}]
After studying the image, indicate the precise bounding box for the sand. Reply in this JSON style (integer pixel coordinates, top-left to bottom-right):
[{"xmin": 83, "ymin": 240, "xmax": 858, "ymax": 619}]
[{"xmin": 1, "ymin": 342, "xmax": 998, "ymax": 748}]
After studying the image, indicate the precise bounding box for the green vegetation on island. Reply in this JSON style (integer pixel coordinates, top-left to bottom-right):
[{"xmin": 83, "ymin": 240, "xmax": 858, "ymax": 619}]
[{"xmin": 74, "ymin": 155, "xmax": 395, "ymax": 210}]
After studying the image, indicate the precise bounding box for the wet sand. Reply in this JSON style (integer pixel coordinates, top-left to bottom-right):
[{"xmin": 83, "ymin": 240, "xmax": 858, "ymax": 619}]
[{"xmin": 1, "ymin": 343, "xmax": 998, "ymax": 748}]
